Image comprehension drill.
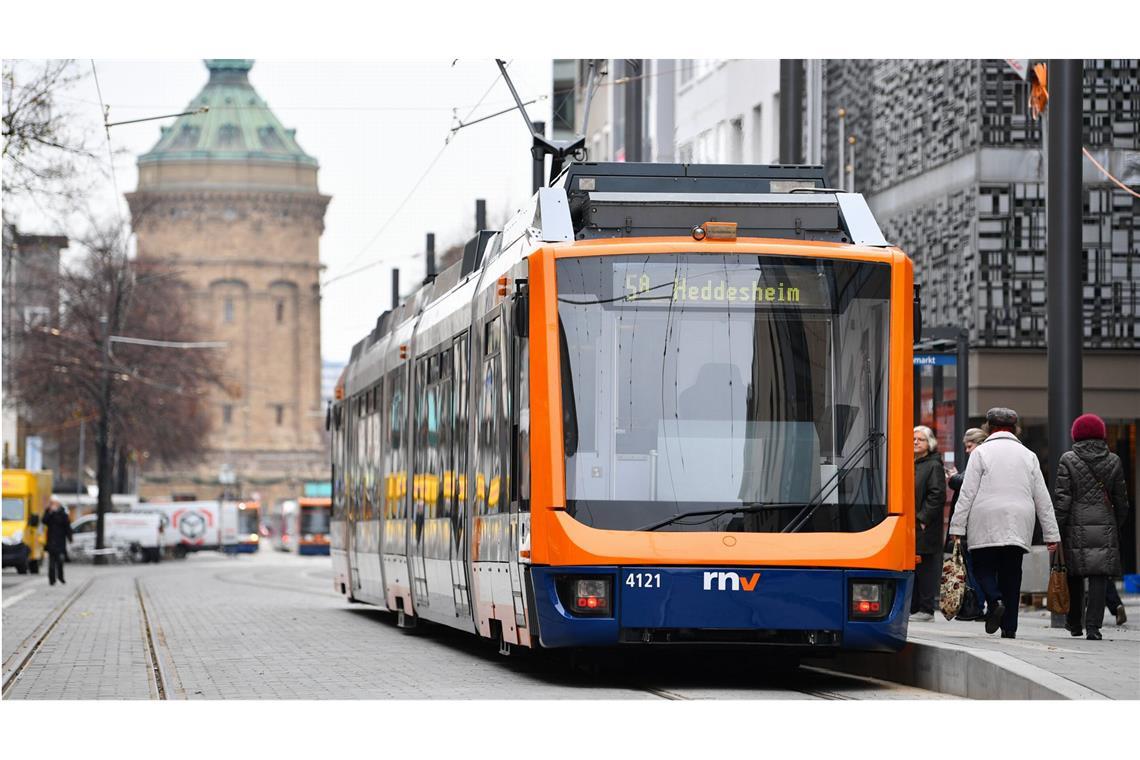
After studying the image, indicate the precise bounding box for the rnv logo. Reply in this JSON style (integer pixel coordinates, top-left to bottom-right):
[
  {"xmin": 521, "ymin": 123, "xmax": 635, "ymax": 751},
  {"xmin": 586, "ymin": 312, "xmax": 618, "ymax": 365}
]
[{"xmin": 702, "ymin": 571, "xmax": 761, "ymax": 592}]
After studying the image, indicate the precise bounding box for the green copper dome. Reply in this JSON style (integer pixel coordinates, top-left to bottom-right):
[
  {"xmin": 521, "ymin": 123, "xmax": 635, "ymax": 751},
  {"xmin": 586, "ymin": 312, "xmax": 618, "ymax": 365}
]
[{"xmin": 139, "ymin": 59, "xmax": 317, "ymax": 168}]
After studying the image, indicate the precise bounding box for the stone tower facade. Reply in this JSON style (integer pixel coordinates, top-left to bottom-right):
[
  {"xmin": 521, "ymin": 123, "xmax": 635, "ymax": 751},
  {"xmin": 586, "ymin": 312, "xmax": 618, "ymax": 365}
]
[{"xmin": 127, "ymin": 59, "xmax": 330, "ymax": 506}]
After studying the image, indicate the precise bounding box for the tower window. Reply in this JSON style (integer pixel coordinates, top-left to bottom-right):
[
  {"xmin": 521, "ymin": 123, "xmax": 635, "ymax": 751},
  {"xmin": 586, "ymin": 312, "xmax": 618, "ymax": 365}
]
[
  {"xmin": 275, "ymin": 405, "xmax": 285, "ymax": 426},
  {"xmin": 224, "ymin": 298, "xmax": 235, "ymax": 324},
  {"xmin": 222, "ymin": 405, "xmax": 233, "ymax": 425},
  {"xmin": 217, "ymin": 123, "xmax": 243, "ymax": 149},
  {"xmin": 276, "ymin": 299, "xmax": 285, "ymax": 324}
]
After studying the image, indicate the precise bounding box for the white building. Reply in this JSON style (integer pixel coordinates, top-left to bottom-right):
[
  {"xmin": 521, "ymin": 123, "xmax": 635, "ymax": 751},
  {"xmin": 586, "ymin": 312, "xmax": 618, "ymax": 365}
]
[
  {"xmin": 674, "ymin": 60, "xmax": 783, "ymax": 166},
  {"xmin": 561, "ymin": 59, "xmax": 817, "ymax": 170}
]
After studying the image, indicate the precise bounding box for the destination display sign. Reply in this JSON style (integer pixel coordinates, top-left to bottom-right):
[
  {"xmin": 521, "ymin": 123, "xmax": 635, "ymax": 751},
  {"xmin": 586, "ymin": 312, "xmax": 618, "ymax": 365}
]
[{"xmin": 613, "ymin": 260, "xmax": 826, "ymax": 308}]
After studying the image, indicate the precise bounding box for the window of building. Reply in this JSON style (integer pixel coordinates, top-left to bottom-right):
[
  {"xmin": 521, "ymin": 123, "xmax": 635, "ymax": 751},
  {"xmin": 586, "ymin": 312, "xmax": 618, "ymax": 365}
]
[
  {"xmin": 223, "ymin": 405, "xmax": 233, "ymax": 425},
  {"xmin": 729, "ymin": 117, "xmax": 744, "ymax": 164},
  {"xmin": 752, "ymin": 104, "xmax": 764, "ymax": 163},
  {"xmin": 276, "ymin": 299, "xmax": 285, "ymax": 324},
  {"xmin": 217, "ymin": 124, "xmax": 243, "ymax": 149},
  {"xmin": 275, "ymin": 405, "xmax": 285, "ymax": 426},
  {"xmin": 223, "ymin": 298, "xmax": 235, "ymax": 324}
]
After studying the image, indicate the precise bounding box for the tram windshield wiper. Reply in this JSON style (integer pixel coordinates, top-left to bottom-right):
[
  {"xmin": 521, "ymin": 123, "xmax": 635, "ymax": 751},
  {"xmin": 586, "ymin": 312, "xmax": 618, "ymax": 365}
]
[
  {"xmin": 635, "ymin": 502, "xmax": 805, "ymax": 533},
  {"xmin": 781, "ymin": 430, "xmax": 884, "ymax": 534}
]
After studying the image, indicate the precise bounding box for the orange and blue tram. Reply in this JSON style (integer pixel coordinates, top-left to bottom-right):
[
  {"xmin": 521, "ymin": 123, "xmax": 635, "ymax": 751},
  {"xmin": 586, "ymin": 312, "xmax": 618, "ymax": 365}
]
[{"xmin": 330, "ymin": 163, "xmax": 918, "ymax": 653}]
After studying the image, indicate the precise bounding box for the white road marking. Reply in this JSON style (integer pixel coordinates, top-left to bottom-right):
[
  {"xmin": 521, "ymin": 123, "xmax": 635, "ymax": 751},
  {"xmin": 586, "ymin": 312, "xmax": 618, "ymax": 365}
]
[{"xmin": 2, "ymin": 589, "xmax": 35, "ymax": 609}]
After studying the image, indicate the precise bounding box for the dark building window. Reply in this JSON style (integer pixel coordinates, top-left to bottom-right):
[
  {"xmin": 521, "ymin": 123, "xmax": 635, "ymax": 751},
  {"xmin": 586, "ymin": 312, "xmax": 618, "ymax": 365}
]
[
  {"xmin": 223, "ymin": 405, "xmax": 233, "ymax": 425},
  {"xmin": 169, "ymin": 125, "xmax": 201, "ymax": 150},
  {"xmin": 258, "ymin": 127, "xmax": 285, "ymax": 151},
  {"xmin": 276, "ymin": 299, "xmax": 285, "ymax": 324},
  {"xmin": 216, "ymin": 124, "xmax": 244, "ymax": 149},
  {"xmin": 223, "ymin": 298, "xmax": 235, "ymax": 324},
  {"xmin": 275, "ymin": 405, "xmax": 285, "ymax": 426}
]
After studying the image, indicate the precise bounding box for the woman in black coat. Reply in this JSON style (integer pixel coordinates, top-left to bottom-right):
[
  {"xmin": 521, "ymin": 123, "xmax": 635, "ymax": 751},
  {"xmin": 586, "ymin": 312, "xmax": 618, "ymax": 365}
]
[
  {"xmin": 43, "ymin": 500, "xmax": 73, "ymax": 586},
  {"xmin": 1054, "ymin": 414, "xmax": 1131, "ymax": 640},
  {"xmin": 911, "ymin": 425, "xmax": 946, "ymax": 621}
]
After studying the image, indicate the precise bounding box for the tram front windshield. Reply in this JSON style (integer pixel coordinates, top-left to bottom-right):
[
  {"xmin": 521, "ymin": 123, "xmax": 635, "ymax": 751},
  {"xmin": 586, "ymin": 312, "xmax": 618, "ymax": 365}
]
[
  {"xmin": 556, "ymin": 254, "xmax": 890, "ymax": 534},
  {"xmin": 301, "ymin": 506, "xmax": 330, "ymax": 535},
  {"xmin": 237, "ymin": 508, "xmax": 259, "ymax": 536}
]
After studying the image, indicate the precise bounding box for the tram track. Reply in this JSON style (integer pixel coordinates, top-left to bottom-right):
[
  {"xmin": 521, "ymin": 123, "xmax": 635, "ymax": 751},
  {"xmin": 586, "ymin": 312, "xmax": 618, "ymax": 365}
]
[
  {"xmin": 2, "ymin": 577, "xmax": 95, "ymax": 698},
  {"xmin": 135, "ymin": 578, "xmax": 171, "ymax": 700},
  {"xmin": 212, "ymin": 568, "xmax": 334, "ymax": 599}
]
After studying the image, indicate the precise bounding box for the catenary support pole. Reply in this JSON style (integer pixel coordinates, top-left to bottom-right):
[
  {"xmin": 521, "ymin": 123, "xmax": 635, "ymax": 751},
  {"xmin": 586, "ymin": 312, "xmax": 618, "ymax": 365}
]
[
  {"xmin": 531, "ymin": 121, "xmax": 546, "ymax": 193},
  {"xmin": 1047, "ymin": 58, "xmax": 1084, "ymax": 492},
  {"xmin": 779, "ymin": 60, "xmax": 804, "ymax": 164},
  {"xmin": 1047, "ymin": 59, "xmax": 1084, "ymax": 628},
  {"xmin": 624, "ymin": 60, "xmax": 643, "ymax": 163}
]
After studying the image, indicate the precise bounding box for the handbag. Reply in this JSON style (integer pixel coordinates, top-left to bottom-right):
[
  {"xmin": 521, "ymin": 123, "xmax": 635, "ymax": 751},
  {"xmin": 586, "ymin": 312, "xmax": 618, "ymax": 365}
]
[
  {"xmin": 957, "ymin": 587, "xmax": 983, "ymax": 621},
  {"xmin": 1046, "ymin": 544, "xmax": 1070, "ymax": 614},
  {"xmin": 939, "ymin": 540, "xmax": 968, "ymax": 620}
]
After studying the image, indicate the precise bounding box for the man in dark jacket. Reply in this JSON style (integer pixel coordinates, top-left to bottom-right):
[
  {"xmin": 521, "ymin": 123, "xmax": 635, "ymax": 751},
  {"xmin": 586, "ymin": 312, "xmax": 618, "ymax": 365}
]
[
  {"xmin": 1055, "ymin": 413, "xmax": 1131, "ymax": 640},
  {"xmin": 43, "ymin": 500, "xmax": 72, "ymax": 586},
  {"xmin": 911, "ymin": 425, "xmax": 946, "ymax": 621}
]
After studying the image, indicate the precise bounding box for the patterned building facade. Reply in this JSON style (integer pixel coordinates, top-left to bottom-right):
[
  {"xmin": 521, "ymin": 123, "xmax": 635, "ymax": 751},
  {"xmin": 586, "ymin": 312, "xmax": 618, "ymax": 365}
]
[
  {"xmin": 822, "ymin": 59, "xmax": 1139, "ymax": 570},
  {"xmin": 824, "ymin": 59, "xmax": 1139, "ymax": 351},
  {"xmin": 127, "ymin": 60, "xmax": 329, "ymax": 506}
]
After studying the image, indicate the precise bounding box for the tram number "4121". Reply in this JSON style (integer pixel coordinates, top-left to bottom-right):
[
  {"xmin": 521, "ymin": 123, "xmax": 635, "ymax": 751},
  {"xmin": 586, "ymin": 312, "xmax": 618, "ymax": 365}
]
[{"xmin": 625, "ymin": 572, "xmax": 662, "ymax": 589}]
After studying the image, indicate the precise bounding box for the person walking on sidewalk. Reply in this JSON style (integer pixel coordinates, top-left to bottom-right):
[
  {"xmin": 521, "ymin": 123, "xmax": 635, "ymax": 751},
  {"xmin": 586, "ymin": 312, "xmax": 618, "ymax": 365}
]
[
  {"xmin": 1105, "ymin": 580, "xmax": 1128, "ymax": 626},
  {"xmin": 1054, "ymin": 413, "xmax": 1131, "ymax": 641},
  {"xmin": 948, "ymin": 408, "xmax": 1060, "ymax": 639},
  {"xmin": 42, "ymin": 500, "xmax": 72, "ymax": 586},
  {"xmin": 945, "ymin": 427, "xmax": 989, "ymax": 621},
  {"xmin": 911, "ymin": 425, "xmax": 946, "ymax": 622}
]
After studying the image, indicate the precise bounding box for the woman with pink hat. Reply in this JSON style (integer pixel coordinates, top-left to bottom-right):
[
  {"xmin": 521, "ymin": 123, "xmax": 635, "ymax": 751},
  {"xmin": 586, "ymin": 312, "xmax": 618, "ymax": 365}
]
[{"xmin": 1054, "ymin": 413, "xmax": 1132, "ymax": 641}]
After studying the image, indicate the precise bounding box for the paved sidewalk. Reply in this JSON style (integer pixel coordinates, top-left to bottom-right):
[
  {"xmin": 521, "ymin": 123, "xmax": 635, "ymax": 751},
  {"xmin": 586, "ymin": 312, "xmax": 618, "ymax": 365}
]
[{"xmin": 906, "ymin": 591, "xmax": 1140, "ymax": 700}]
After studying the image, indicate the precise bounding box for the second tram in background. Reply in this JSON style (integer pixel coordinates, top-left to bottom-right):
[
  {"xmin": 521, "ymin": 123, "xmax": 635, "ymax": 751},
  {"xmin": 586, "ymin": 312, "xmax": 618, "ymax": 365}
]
[
  {"xmin": 273, "ymin": 498, "xmax": 331, "ymax": 555},
  {"xmin": 331, "ymin": 162, "xmax": 918, "ymax": 655}
]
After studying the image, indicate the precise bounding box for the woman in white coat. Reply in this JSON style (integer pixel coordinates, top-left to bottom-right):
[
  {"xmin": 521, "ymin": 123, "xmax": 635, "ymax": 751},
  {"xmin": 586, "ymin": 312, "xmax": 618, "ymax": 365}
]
[{"xmin": 947, "ymin": 407, "xmax": 1060, "ymax": 639}]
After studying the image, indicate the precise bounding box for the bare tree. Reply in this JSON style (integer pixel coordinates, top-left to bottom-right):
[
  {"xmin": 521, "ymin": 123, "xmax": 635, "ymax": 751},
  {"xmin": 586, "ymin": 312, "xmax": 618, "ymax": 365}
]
[
  {"xmin": 2, "ymin": 59, "xmax": 99, "ymax": 210},
  {"xmin": 10, "ymin": 223, "xmax": 221, "ymax": 556}
]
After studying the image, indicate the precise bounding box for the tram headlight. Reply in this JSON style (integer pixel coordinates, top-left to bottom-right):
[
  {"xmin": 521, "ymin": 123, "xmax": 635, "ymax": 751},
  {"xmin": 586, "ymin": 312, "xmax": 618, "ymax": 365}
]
[{"xmin": 849, "ymin": 580, "xmax": 894, "ymax": 620}]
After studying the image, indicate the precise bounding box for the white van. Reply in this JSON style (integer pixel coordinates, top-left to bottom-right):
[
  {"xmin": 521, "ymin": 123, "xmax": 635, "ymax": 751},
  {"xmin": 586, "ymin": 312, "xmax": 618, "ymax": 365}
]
[{"xmin": 71, "ymin": 513, "xmax": 163, "ymax": 563}]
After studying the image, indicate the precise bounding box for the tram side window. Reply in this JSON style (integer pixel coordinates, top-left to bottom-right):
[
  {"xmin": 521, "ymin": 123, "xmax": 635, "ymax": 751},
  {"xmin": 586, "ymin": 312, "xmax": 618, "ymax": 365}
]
[
  {"xmin": 478, "ymin": 314, "xmax": 505, "ymax": 515},
  {"xmin": 414, "ymin": 357, "xmax": 429, "ymax": 522},
  {"xmin": 388, "ymin": 369, "xmax": 407, "ymax": 520},
  {"xmin": 513, "ymin": 325, "xmax": 530, "ymax": 508},
  {"xmin": 437, "ymin": 348, "xmax": 453, "ymax": 521},
  {"xmin": 370, "ymin": 384, "xmax": 384, "ymax": 522},
  {"xmin": 332, "ymin": 405, "xmax": 345, "ymax": 520},
  {"xmin": 345, "ymin": 398, "xmax": 356, "ymax": 523},
  {"xmin": 453, "ymin": 332, "xmax": 469, "ymax": 528}
]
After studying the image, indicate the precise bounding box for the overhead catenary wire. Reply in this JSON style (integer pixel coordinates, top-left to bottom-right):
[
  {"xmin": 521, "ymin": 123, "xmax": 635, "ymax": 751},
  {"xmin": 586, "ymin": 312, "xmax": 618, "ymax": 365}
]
[
  {"xmin": 90, "ymin": 60, "xmax": 127, "ymax": 231},
  {"xmin": 322, "ymin": 64, "xmax": 512, "ymax": 288},
  {"xmin": 1082, "ymin": 147, "xmax": 1140, "ymax": 199}
]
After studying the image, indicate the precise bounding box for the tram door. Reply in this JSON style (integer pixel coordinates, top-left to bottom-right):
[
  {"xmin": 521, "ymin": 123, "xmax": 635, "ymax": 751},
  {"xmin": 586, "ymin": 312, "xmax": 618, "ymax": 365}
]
[
  {"xmin": 347, "ymin": 397, "xmax": 362, "ymax": 595},
  {"xmin": 507, "ymin": 294, "xmax": 530, "ymax": 638},
  {"xmin": 449, "ymin": 332, "xmax": 472, "ymax": 617}
]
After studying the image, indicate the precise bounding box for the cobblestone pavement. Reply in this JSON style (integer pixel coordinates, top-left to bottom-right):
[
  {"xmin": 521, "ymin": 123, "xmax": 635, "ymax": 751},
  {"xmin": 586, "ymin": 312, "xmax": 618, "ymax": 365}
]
[
  {"xmin": 907, "ymin": 592, "xmax": 1140, "ymax": 700},
  {"xmin": 3, "ymin": 551, "xmax": 953, "ymax": 700}
]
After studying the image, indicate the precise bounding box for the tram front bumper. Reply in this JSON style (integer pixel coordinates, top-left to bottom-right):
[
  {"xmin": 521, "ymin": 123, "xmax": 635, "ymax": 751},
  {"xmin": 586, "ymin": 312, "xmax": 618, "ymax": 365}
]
[{"xmin": 528, "ymin": 566, "xmax": 911, "ymax": 652}]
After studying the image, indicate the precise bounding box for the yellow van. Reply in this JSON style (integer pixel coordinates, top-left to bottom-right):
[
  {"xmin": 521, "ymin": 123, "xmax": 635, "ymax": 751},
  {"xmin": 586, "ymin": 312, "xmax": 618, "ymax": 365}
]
[{"xmin": 2, "ymin": 470, "xmax": 51, "ymax": 574}]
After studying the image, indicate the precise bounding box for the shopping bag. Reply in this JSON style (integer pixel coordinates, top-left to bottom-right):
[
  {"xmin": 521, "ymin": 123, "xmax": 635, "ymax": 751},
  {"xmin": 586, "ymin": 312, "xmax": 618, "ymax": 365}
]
[
  {"xmin": 1046, "ymin": 545, "xmax": 1070, "ymax": 615},
  {"xmin": 939, "ymin": 541, "xmax": 968, "ymax": 620}
]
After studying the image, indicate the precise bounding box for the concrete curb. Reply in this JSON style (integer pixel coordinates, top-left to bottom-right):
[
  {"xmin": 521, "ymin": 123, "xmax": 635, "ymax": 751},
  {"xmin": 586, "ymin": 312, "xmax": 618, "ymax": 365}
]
[{"xmin": 809, "ymin": 637, "xmax": 1108, "ymax": 700}]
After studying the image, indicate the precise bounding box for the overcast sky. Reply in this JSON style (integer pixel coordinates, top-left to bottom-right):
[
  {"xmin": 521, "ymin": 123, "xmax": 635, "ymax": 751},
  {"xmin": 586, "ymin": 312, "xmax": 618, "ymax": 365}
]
[{"xmin": 9, "ymin": 58, "xmax": 553, "ymax": 363}]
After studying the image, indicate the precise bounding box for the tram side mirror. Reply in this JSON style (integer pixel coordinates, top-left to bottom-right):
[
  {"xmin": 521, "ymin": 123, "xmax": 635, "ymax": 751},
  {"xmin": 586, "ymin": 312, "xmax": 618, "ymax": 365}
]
[
  {"xmin": 913, "ymin": 285, "xmax": 923, "ymax": 345},
  {"xmin": 513, "ymin": 281, "xmax": 529, "ymax": 339}
]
